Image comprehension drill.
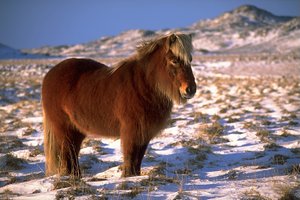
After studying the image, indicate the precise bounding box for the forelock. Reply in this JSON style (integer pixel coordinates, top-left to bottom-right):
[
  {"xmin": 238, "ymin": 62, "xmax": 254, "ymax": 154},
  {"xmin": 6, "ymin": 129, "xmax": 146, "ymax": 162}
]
[{"xmin": 169, "ymin": 33, "xmax": 193, "ymax": 65}]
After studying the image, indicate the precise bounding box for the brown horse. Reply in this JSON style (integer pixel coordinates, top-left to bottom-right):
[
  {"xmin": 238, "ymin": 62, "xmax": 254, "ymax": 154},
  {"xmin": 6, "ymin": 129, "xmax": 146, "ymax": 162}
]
[{"xmin": 42, "ymin": 33, "xmax": 196, "ymax": 178}]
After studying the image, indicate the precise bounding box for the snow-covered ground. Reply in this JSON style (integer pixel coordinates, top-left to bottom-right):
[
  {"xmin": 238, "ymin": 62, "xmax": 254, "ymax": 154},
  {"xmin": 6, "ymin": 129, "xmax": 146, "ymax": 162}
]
[{"xmin": 0, "ymin": 56, "xmax": 299, "ymax": 199}]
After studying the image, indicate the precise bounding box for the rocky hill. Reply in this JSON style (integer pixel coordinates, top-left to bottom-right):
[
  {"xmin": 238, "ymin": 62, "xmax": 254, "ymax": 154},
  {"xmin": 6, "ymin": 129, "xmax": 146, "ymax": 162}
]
[
  {"xmin": 192, "ymin": 5, "xmax": 292, "ymax": 30},
  {"xmin": 191, "ymin": 5, "xmax": 299, "ymax": 54},
  {"xmin": 15, "ymin": 5, "xmax": 300, "ymax": 58}
]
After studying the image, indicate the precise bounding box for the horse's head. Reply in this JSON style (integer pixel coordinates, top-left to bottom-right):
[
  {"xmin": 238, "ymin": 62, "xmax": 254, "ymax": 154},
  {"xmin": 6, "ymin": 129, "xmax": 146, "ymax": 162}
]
[
  {"xmin": 137, "ymin": 33, "xmax": 196, "ymax": 103},
  {"xmin": 163, "ymin": 33, "xmax": 196, "ymax": 103}
]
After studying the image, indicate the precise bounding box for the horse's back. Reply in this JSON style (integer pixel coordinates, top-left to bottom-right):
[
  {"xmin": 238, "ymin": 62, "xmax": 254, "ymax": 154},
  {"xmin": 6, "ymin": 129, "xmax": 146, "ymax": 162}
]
[
  {"xmin": 44, "ymin": 58, "xmax": 105, "ymax": 89},
  {"xmin": 45, "ymin": 58, "xmax": 106, "ymax": 82}
]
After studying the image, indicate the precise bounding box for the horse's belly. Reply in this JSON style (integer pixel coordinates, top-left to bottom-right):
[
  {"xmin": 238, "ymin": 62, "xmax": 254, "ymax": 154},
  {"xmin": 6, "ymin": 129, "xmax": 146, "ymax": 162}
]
[
  {"xmin": 81, "ymin": 118, "xmax": 120, "ymax": 137},
  {"xmin": 65, "ymin": 109, "xmax": 120, "ymax": 138},
  {"xmin": 88, "ymin": 124, "xmax": 120, "ymax": 138}
]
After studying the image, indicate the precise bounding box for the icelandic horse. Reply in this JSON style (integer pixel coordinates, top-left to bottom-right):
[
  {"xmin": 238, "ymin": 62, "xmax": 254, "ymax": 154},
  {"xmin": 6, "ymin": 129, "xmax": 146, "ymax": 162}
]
[{"xmin": 42, "ymin": 33, "xmax": 196, "ymax": 178}]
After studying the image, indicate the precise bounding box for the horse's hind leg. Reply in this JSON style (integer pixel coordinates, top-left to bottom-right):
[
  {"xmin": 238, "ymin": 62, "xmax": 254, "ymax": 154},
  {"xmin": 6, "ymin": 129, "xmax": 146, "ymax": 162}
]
[
  {"xmin": 59, "ymin": 127, "xmax": 85, "ymax": 177},
  {"xmin": 44, "ymin": 119, "xmax": 85, "ymax": 177}
]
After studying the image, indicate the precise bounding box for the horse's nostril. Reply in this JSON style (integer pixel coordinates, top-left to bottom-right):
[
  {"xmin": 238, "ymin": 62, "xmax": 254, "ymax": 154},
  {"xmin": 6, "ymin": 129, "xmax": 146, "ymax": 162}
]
[{"xmin": 186, "ymin": 85, "xmax": 196, "ymax": 95}]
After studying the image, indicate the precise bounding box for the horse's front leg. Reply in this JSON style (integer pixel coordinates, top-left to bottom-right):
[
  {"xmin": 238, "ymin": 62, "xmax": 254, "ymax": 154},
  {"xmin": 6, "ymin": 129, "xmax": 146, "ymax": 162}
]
[{"xmin": 121, "ymin": 134, "xmax": 149, "ymax": 177}]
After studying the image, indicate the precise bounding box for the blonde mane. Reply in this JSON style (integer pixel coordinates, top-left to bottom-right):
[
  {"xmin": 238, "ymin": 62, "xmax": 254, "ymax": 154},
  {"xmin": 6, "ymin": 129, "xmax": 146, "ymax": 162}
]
[
  {"xmin": 110, "ymin": 33, "xmax": 193, "ymax": 75},
  {"xmin": 137, "ymin": 33, "xmax": 193, "ymax": 65}
]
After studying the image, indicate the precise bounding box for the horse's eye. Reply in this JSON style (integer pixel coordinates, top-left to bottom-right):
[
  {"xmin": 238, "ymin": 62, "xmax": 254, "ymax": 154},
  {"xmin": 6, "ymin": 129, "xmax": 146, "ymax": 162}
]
[{"xmin": 171, "ymin": 59, "xmax": 179, "ymax": 66}]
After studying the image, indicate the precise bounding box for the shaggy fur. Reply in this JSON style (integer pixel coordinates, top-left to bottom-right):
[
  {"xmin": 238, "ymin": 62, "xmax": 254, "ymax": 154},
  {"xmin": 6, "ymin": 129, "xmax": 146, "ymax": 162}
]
[{"xmin": 42, "ymin": 33, "xmax": 196, "ymax": 178}]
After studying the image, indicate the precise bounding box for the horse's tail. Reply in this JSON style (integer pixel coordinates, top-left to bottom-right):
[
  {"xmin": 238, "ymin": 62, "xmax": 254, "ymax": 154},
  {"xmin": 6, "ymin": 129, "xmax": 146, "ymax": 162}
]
[{"xmin": 43, "ymin": 110, "xmax": 59, "ymax": 176}]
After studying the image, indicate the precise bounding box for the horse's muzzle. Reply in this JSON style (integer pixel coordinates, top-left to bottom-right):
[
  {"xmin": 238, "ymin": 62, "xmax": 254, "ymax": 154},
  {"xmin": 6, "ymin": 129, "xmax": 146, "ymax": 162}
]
[{"xmin": 180, "ymin": 84, "xmax": 196, "ymax": 99}]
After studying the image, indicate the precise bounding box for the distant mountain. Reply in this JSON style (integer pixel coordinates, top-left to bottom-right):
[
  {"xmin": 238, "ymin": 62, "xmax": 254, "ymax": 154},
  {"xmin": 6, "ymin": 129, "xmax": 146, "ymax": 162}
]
[
  {"xmin": 0, "ymin": 43, "xmax": 49, "ymax": 60},
  {"xmin": 21, "ymin": 5, "xmax": 300, "ymax": 59},
  {"xmin": 0, "ymin": 43, "xmax": 24, "ymax": 59}
]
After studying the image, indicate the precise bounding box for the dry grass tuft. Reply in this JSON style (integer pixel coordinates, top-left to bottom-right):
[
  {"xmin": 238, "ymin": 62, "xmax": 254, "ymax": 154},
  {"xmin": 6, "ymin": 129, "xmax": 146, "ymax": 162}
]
[
  {"xmin": 280, "ymin": 128, "xmax": 293, "ymax": 137},
  {"xmin": 263, "ymin": 142, "xmax": 280, "ymax": 151},
  {"xmin": 199, "ymin": 121, "xmax": 225, "ymax": 136},
  {"xmin": 241, "ymin": 188, "xmax": 271, "ymax": 200},
  {"xmin": 0, "ymin": 189, "xmax": 20, "ymax": 200},
  {"xmin": 81, "ymin": 138, "xmax": 104, "ymax": 154},
  {"xmin": 147, "ymin": 161, "xmax": 168, "ymax": 178},
  {"xmin": 286, "ymin": 164, "xmax": 300, "ymax": 176},
  {"xmin": 271, "ymin": 154, "xmax": 289, "ymax": 165},
  {"xmin": 256, "ymin": 129, "xmax": 271, "ymax": 142},
  {"xmin": 0, "ymin": 136, "xmax": 25, "ymax": 154},
  {"xmin": 243, "ymin": 121, "xmax": 259, "ymax": 131},
  {"xmin": 192, "ymin": 112, "xmax": 210, "ymax": 123},
  {"xmin": 198, "ymin": 121, "xmax": 226, "ymax": 144},
  {"xmin": 275, "ymin": 183, "xmax": 300, "ymax": 200},
  {"xmin": 227, "ymin": 116, "xmax": 240, "ymax": 123},
  {"xmin": 55, "ymin": 179, "xmax": 98, "ymax": 199},
  {"xmin": 291, "ymin": 148, "xmax": 300, "ymax": 155},
  {"xmin": 0, "ymin": 153, "xmax": 27, "ymax": 172}
]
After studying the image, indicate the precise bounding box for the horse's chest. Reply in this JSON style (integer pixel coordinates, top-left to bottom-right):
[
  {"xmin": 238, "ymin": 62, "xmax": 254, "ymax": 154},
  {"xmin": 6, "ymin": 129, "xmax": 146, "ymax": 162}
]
[{"xmin": 144, "ymin": 102, "xmax": 171, "ymax": 126}]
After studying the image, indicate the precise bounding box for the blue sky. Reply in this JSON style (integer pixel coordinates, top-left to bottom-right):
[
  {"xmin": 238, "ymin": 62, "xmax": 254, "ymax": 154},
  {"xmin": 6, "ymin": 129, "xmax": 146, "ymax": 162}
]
[{"xmin": 0, "ymin": 0, "xmax": 299, "ymax": 49}]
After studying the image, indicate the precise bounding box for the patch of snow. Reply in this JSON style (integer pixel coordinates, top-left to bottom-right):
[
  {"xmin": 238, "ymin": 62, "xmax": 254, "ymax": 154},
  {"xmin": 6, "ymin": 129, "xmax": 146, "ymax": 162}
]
[{"xmin": 21, "ymin": 117, "xmax": 43, "ymax": 124}]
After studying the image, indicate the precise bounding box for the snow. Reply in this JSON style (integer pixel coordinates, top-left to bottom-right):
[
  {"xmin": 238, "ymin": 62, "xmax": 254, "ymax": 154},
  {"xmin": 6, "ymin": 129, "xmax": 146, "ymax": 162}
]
[
  {"xmin": 21, "ymin": 117, "xmax": 43, "ymax": 124},
  {"xmin": 2, "ymin": 178, "xmax": 54, "ymax": 195}
]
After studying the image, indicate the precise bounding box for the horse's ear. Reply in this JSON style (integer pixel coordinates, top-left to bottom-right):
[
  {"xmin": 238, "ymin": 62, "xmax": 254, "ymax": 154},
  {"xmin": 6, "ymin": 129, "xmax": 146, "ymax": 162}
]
[
  {"xmin": 166, "ymin": 33, "xmax": 177, "ymax": 52},
  {"xmin": 168, "ymin": 33, "xmax": 177, "ymax": 45}
]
